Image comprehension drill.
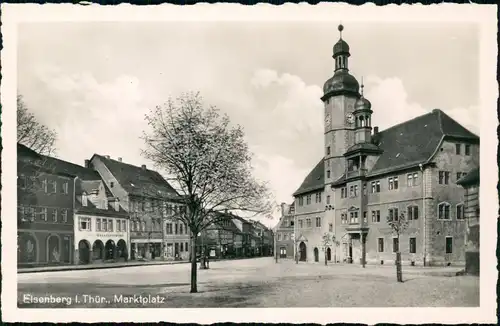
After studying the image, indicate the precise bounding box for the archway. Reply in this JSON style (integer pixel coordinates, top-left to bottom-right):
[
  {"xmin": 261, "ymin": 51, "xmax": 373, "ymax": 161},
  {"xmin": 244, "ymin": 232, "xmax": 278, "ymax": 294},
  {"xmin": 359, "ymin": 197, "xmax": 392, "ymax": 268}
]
[
  {"xmin": 105, "ymin": 240, "xmax": 116, "ymax": 260},
  {"xmin": 314, "ymin": 247, "xmax": 319, "ymax": 262},
  {"xmin": 117, "ymin": 239, "xmax": 128, "ymax": 260},
  {"xmin": 47, "ymin": 234, "xmax": 61, "ymax": 264},
  {"xmin": 18, "ymin": 232, "xmax": 38, "ymax": 264},
  {"xmin": 92, "ymin": 240, "xmax": 105, "ymax": 261},
  {"xmin": 78, "ymin": 240, "xmax": 91, "ymax": 264},
  {"xmin": 327, "ymin": 247, "xmax": 332, "ymax": 261},
  {"xmin": 299, "ymin": 242, "xmax": 307, "ymax": 261}
]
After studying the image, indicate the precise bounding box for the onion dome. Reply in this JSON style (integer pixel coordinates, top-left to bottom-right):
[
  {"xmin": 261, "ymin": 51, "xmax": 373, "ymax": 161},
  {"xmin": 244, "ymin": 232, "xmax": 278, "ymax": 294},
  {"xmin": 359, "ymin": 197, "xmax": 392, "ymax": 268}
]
[
  {"xmin": 354, "ymin": 82, "xmax": 372, "ymax": 111},
  {"xmin": 333, "ymin": 24, "xmax": 350, "ymax": 57},
  {"xmin": 323, "ymin": 69, "xmax": 360, "ymax": 94}
]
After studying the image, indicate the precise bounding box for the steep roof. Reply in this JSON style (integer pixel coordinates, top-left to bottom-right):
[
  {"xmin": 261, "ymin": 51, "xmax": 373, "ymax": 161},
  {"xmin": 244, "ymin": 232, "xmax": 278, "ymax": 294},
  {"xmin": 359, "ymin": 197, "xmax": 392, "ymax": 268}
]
[
  {"xmin": 457, "ymin": 167, "xmax": 480, "ymax": 186},
  {"xmin": 44, "ymin": 156, "xmax": 101, "ymax": 181},
  {"xmin": 92, "ymin": 154, "xmax": 181, "ymax": 200},
  {"xmin": 292, "ymin": 159, "xmax": 324, "ymax": 196},
  {"xmin": 294, "ymin": 109, "xmax": 479, "ymax": 195}
]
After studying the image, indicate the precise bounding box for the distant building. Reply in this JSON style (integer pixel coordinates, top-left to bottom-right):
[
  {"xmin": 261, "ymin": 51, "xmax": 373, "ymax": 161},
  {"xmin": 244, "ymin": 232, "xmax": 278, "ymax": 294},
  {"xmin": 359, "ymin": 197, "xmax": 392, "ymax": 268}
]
[
  {"xmin": 275, "ymin": 202, "xmax": 295, "ymax": 259},
  {"xmin": 41, "ymin": 156, "xmax": 130, "ymax": 265},
  {"xmin": 232, "ymin": 216, "xmax": 253, "ymax": 257},
  {"xmin": 17, "ymin": 144, "xmax": 75, "ymax": 267},
  {"xmin": 457, "ymin": 167, "xmax": 480, "ymax": 275},
  {"xmin": 292, "ymin": 25, "xmax": 479, "ymax": 266},
  {"xmin": 89, "ymin": 155, "xmax": 189, "ymax": 261}
]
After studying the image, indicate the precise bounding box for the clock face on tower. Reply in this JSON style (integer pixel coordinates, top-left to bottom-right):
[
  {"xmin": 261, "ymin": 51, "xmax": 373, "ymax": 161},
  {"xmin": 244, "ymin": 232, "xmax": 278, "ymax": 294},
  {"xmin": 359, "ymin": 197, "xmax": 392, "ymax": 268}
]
[
  {"xmin": 325, "ymin": 114, "xmax": 331, "ymax": 126},
  {"xmin": 346, "ymin": 112, "xmax": 355, "ymax": 124}
]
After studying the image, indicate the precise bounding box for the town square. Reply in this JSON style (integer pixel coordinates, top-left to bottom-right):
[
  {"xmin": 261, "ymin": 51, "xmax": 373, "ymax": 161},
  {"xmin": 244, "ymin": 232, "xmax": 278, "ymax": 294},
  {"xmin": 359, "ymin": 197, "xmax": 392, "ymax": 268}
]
[{"xmin": 3, "ymin": 3, "xmax": 496, "ymax": 324}]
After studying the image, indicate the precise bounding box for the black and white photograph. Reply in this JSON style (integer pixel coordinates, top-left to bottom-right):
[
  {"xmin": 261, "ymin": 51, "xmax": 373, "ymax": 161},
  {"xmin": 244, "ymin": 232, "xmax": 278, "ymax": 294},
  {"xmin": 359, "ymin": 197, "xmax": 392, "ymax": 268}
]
[{"xmin": 1, "ymin": 3, "xmax": 497, "ymax": 324}]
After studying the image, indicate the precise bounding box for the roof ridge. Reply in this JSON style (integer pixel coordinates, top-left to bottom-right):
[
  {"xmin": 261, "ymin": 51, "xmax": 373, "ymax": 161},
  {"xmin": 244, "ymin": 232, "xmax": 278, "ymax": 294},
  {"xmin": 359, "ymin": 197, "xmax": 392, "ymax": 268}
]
[
  {"xmin": 378, "ymin": 110, "xmax": 435, "ymax": 134},
  {"xmin": 435, "ymin": 108, "xmax": 445, "ymax": 134}
]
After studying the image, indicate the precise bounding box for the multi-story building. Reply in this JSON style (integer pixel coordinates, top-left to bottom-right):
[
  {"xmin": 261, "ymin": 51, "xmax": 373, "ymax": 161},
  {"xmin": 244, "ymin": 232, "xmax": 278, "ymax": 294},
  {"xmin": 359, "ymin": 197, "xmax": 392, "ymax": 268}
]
[
  {"xmin": 17, "ymin": 144, "xmax": 75, "ymax": 267},
  {"xmin": 275, "ymin": 202, "xmax": 295, "ymax": 259},
  {"xmin": 89, "ymin": 155, "xmax": 189, "ymax": 261},
  {"xmin": 457, "ymin": 167, "xmax": 480, "ymax": 275},
  {"xmin": 292, "ymin": 25, "xmax": 479, "ymax": 266},
  {"xmin": 232, "ymin": 216, "xmax": 253, "ymax": 257},
  {"xmin": 41, "ymin": 157, "xmax": 131, "ymax": 265}
]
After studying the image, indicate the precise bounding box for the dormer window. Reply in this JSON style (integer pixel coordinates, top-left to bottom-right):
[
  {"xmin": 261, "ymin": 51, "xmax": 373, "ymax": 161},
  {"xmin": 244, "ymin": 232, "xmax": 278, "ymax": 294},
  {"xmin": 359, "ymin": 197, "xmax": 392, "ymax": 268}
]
[
  {"xmin": 115, "ymin": 200, "xmax": 120, "ymax": 211},
  {"xmin": 110, "ymin": 181, "xmax": 114, "ymax": 188},
  {"xmin": 82, "ymin": 193, "xmax": 88, "ymax": 206}
]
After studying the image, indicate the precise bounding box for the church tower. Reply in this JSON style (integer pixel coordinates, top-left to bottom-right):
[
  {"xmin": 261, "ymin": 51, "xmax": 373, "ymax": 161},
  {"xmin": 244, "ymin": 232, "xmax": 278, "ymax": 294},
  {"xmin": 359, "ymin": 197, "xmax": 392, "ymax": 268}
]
[{"xmin": 322, "ymin": 25, "xmax": 360, "ymax": 186}]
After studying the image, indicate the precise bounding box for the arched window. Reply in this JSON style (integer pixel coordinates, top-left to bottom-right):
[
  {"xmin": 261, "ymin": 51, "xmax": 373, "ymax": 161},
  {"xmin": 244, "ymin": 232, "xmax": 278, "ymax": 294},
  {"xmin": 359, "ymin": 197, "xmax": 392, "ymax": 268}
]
[
  {"xmin": 359, "ymin": 116, "xmax": 365, "ymax": 127},
  {"xmin": 456, "ymin": 203, "xmax": 465, "ymax": 220},
  {"xmin": 438, "ymin": 202, "xmax": 451, "ymax": 220}
]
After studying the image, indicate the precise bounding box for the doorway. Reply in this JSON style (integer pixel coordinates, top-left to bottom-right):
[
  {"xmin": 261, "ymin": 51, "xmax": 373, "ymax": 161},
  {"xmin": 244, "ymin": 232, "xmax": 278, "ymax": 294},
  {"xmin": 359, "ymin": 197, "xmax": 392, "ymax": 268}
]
[{"xmin": 299, "ymin": 241, "xmax": 307, "ymax": 261}]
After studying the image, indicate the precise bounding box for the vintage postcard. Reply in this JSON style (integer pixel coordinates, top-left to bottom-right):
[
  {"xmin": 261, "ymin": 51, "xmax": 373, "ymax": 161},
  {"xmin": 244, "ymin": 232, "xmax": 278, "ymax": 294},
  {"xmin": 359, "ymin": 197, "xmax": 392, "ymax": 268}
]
[{"xmin": 1, "ymin": 3, "xmax": 497, "ymax": 324}]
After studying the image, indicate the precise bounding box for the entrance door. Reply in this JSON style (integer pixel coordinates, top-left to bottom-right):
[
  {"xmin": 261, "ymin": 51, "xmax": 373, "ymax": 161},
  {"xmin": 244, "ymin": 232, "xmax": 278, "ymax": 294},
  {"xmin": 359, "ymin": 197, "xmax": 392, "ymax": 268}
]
[
  {"xmin": 327, "ymin": 247, "xmax": 332, "ymax": 261},
  {"xmin": 348, "ymin": 244, "xmax": 353, "ymax": 264},
  {"xmin": 78, "ymin": 240, "xmax": 90, "ymax": 264},
  {"xmin": 314, "ymin": 247, "xmax": 319, "ymax": 262},
  {"xmin": 299, "ymin": 242, "xmax": 307, "ymax": 261}
]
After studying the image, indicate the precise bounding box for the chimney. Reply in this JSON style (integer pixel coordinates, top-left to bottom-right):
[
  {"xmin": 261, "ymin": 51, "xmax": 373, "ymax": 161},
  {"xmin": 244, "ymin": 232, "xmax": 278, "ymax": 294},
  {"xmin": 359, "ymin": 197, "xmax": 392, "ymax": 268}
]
[
  {"xmin": 280, "ymin": 202, "xmax": 286, "ymax": 216},
  {"xmin": 118, "ymin": 157, "xmax": 122, "ymax": 162},
  {"xmin": 373, "ymin": 126, "xmax": 379, "ymax": 135},
  {"xmin": 105, "ymin": 155, "xmax": 110, "ymax": 159},
  {"xmin": 84, "ymin": 159, "xmax": 90, "ymax": 168},
  {"xmin": 141, "ymin": 164, "xmax": 147, "ymax": 170}
]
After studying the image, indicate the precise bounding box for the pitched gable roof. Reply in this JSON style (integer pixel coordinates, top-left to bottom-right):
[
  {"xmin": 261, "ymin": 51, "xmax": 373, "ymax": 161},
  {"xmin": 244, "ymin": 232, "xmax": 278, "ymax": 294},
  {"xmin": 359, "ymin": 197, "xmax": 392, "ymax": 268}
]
[
  {"xmin": 292, "ymin": 158, "xmax": 324, "ymax": 196},
  {"xmin": 92, "ymin": 154, "xmax": 180, "ymax": 200},
  {"xmin": 294, "ymin": 109, "xmax": 479, "ymax": 195},
  {"xmin": 44, "ymin": 156, "xmax": 102, "ymax": 181}
]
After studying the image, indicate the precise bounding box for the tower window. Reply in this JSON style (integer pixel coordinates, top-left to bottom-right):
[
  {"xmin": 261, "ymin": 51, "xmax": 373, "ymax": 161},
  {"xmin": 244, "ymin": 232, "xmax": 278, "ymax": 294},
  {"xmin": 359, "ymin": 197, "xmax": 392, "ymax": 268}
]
[{"xmin": 327, "ymin": 146, "xmax": 331, "ymax": 155}]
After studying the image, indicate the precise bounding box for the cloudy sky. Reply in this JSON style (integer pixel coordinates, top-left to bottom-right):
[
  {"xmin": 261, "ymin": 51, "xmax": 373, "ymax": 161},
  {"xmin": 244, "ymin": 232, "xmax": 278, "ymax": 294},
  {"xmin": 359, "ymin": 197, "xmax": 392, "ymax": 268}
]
[{"xmin": 18, "ymin": 21, "xmax": 479, "ymax": 227}]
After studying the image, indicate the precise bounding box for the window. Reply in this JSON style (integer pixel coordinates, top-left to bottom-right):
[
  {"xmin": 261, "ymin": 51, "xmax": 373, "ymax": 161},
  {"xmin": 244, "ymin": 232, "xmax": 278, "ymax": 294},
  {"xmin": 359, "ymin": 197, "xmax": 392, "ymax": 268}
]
[
  {"xmin": 166, "ymin": 223, "xmax": 173, "ymax": 234},
  {"xmin": 51, "ymin": 209, "xmax": 58, "ymax": 222},
  {"xmin": 40, "ymin": 207, "xmax": 47, "ymax": 221},
  {"xmin": 392, "ymin": 238, "xmax": 399, "ymax": 252},
  {"xmin": 79, "ymin": 217, "xmax": 91, "ymax": 231},
  {"xmin": 283, "ymin": 233, "xmax": 288, "ymax": 240},
  {"xmin": 407, "ymin": 173, "xmax": 419, "ymax": 187},
  {"xmin": 407, "ymin": 205, "xmax": 419, "ymax": 220},
  {"xmin": 465, "ymin": 144, "xmax": 471, "ymax": 156},
  {"xmin": 456, "ymin": 204, "xmax": 465, "ymax": 220},
  {"xmin": 48, "ymin": 180, "xmax": 57, "ymax": 193},
  {"xmin": 327, "ymin": 170, "xmax": 331, "ymax": 178},
  {"xmin": 388, "ymin": 177, "xmax": 399, "ymax": 190},
  {"xmin": 315, "ymin": 217, "xmax": 321, "ymax": 227},
  {"xmin": 456, "ymin": 172, "xmax": 467, "ymax": 182},
  {"xmin": 329, "ymin": 223, "xmax": 333, "ymax": 232},
  {"xmin": 61, "ymin": 209, "xmax": 68, "ymax": 223},
  {"xmin": 439, "ymin": 171, "xmax": 450, "ymax": 185},
  {"xmin": 306, "ymin": 195, "xmax": 311, "ymax": 205},
  {"xmin": 315, "ymin": 193, "xmax": 322, "ymax": 203},
  {"xmin": 349, "ymin": 186, "xmax": 354, "ymax": 197},
  {"xmin": 409, "ymin": 237, "xmax": 416, "ymax": 253},
  {"xmin": 180, "ymin": 224, "xmax": 183, "ymax": 234},
  {"xmin": 306, "ymin": 218, "xmax": 312, "ymax": 228},
  {"xmin": 341, "ymin": 187, "xmax": 347, "ymax": 198},
  {"xmin": 445, "ymin": 237, "xmax": 453, "ymax": 254},
  {"xmin": 185, "ymin": 242, "xmax": 189, "ymax": 252},
  {"xmin": 378, "ymin": 238, "xmax": 384, "ymax": 252},
  {"xmin": 341, "ymin": 213, "xmax": 348, "ymax": 224},
  {"xmin": 455, "ymin": 143, "xmax": 461, "ymax": 155},
  {"xmin": 349, "ymin": 211, "xmax": 359, "ymax": 224},
  {"xmin": 371, "ymin": 181, "xmax": 381, "ymax": 193},
  {"xmin": 298, "ymin": 197, "xmax": 304, "ymax": 206},
  {"xmin": 438, "ymin": 202, "xmax": 451, "ymax": 220},
  {"xmin": 363, "ymin": 211, "xmax": 367, "ymax": 223},
  {"xmin": 388, "ymin": 208, "xmax": 399, "ymax": 221},
  {"xmin": 290, "ymin": 220, "xmax": 294, "ymax": 227},
  {"xmin": 371, "ymin": 210, "xmax": 381, "ymax": 223},
  {"xmin": 326, "ymin": 195, "xmax": 331, "ymax": 204},
  {"xmin": 277, "ymin": 233, "xmax": 281, "ymax": 241},
  {"xmin": 103, "ymin": 219, "xmax": 108, "ymax": 231},
  {"xmin": 117, "ymin": 220, "xmax": 121, "ymax": 232},
  {"xmin": 298, "ymin": 219, "xmax": 303, "ymax": 228},
  {"xmin": 363, "ymin": 183, "xmax": 367, "ymax": 195},
  {"xmin": 122, "ymin": 220, "xmax": 126, "ymax": 232},
  {"xmin": 354, "ymin": 185, "xmax": 358, "ymax": 197},
  {"xmin": 42, "ymin": 179, "xmax": 48, "ymax": 192},
  {"xmin": 180, "ymin": 243, "xmax": 184, "ymax": 252},
  {"xmin": 96, "ymin": 218, "xmax": 102, "ymax": 231},
  {"xmin": 109, "ymin": 219, "xmax": 113, "ymax": 232},
  {"xmin": 62, "ymin": 182, "xmax": 68, "ymax": 194},
  {"xmin": 327, "ymin": 146, "xmax": 331, "ymax": 155}
]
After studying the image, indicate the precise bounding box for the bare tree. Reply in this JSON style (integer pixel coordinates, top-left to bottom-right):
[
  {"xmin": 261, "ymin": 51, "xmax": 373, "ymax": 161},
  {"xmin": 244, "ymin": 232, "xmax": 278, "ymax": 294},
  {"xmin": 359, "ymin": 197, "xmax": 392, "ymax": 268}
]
[
  {"xmin": 387, "ymin": 211, "xmax": 409, "ymax": 282},
  {"xmin": 17, "ymin": 95, "xmax": 57, "ymax": 156},
  {"xmin": 141, "ymin": 92, "xmax": 276, "ymax": 293}
]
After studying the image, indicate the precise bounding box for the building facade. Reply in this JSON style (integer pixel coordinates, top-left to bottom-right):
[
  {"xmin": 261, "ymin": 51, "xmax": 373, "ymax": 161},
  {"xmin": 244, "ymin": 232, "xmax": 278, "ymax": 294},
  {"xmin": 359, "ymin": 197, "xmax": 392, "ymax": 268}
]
[
  {"xmin": 275, "ymin": 202, "xmax": 295, "ymax": 259},
  {"xmin": 292, "ymin": 25, "xmax": 479, "ymax": 266},
  {"xmin": 17, "ymin": 144, "xmax": 75, "ymax": 267},
  {"xmin": 89, "ymin": 155, "xmax": 190, "ymax": 261},
  {"xmin": 457, "ymin": 167, "xmax": 480, "ymax": 275}
]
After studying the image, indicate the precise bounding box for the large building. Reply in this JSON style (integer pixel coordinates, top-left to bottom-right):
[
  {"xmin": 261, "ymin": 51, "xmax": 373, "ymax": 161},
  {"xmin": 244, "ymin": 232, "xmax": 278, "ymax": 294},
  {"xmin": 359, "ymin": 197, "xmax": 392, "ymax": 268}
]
[
  {"xmin": 292, "ymin": 25, "xmax": 479, "ymax": 266},
  {"xmin": 89, "ymin": 155, "xmax": 190, "ymax": 261},
  {"xmin": 457, "ymin": 167, "xmax": 480, "ymax": 275},
  {"xmin": 17, "ymin": 144, "xmax": 75, "ymax": 267}
]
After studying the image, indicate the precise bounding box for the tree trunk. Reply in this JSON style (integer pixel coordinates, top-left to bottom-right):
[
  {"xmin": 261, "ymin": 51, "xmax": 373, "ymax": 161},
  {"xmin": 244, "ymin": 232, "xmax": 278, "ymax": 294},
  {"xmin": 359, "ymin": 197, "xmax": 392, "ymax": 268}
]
[
  {"xmin": 396, "ymin": 251, "xmax": 403, "ymax": 282},
  {"xmin": 190, "ymin": 235, "xmax": 198, "ymax": 293},
  {"xmin": 324, "ymin": 251, "xmax": 327, "ymax": 266}
]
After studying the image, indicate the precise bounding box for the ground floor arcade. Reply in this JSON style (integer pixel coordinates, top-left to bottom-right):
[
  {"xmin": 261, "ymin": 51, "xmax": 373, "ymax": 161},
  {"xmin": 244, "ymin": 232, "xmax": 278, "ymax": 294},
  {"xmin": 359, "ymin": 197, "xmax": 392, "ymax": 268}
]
[{"xmin": 18, "ymin": 230, "xmax": 73, "ymax": 267}]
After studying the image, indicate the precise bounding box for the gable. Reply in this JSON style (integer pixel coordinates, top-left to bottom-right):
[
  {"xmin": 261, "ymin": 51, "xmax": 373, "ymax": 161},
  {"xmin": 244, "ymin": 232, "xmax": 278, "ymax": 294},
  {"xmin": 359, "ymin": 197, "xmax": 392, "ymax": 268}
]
[{"xmin": 293, "ymin": 158, "xmax": 325, "ymax": 196}]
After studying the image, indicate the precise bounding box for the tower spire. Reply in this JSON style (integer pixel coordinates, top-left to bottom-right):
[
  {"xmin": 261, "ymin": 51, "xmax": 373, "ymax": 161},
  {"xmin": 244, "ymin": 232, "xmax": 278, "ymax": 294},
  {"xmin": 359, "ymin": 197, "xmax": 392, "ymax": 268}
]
[{"xmin": 360, "ymin": 77, "xmax": 364, "ymax": 96}]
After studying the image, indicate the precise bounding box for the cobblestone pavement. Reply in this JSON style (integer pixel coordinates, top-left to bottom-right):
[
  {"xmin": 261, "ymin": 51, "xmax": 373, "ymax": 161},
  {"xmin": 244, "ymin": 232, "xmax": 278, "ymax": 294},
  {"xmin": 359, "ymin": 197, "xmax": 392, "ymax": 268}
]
[{"xmin": 18, "ymin": 257, "xmax": 478, "ymax": 308}]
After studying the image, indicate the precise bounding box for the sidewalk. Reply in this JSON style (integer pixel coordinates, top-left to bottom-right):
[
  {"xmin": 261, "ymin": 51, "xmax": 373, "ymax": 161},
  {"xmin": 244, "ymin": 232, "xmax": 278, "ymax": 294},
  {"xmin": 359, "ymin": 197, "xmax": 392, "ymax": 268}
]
[{"xmin": 17, "ymin": 256, "xmax": 270, "ymax": 274}]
